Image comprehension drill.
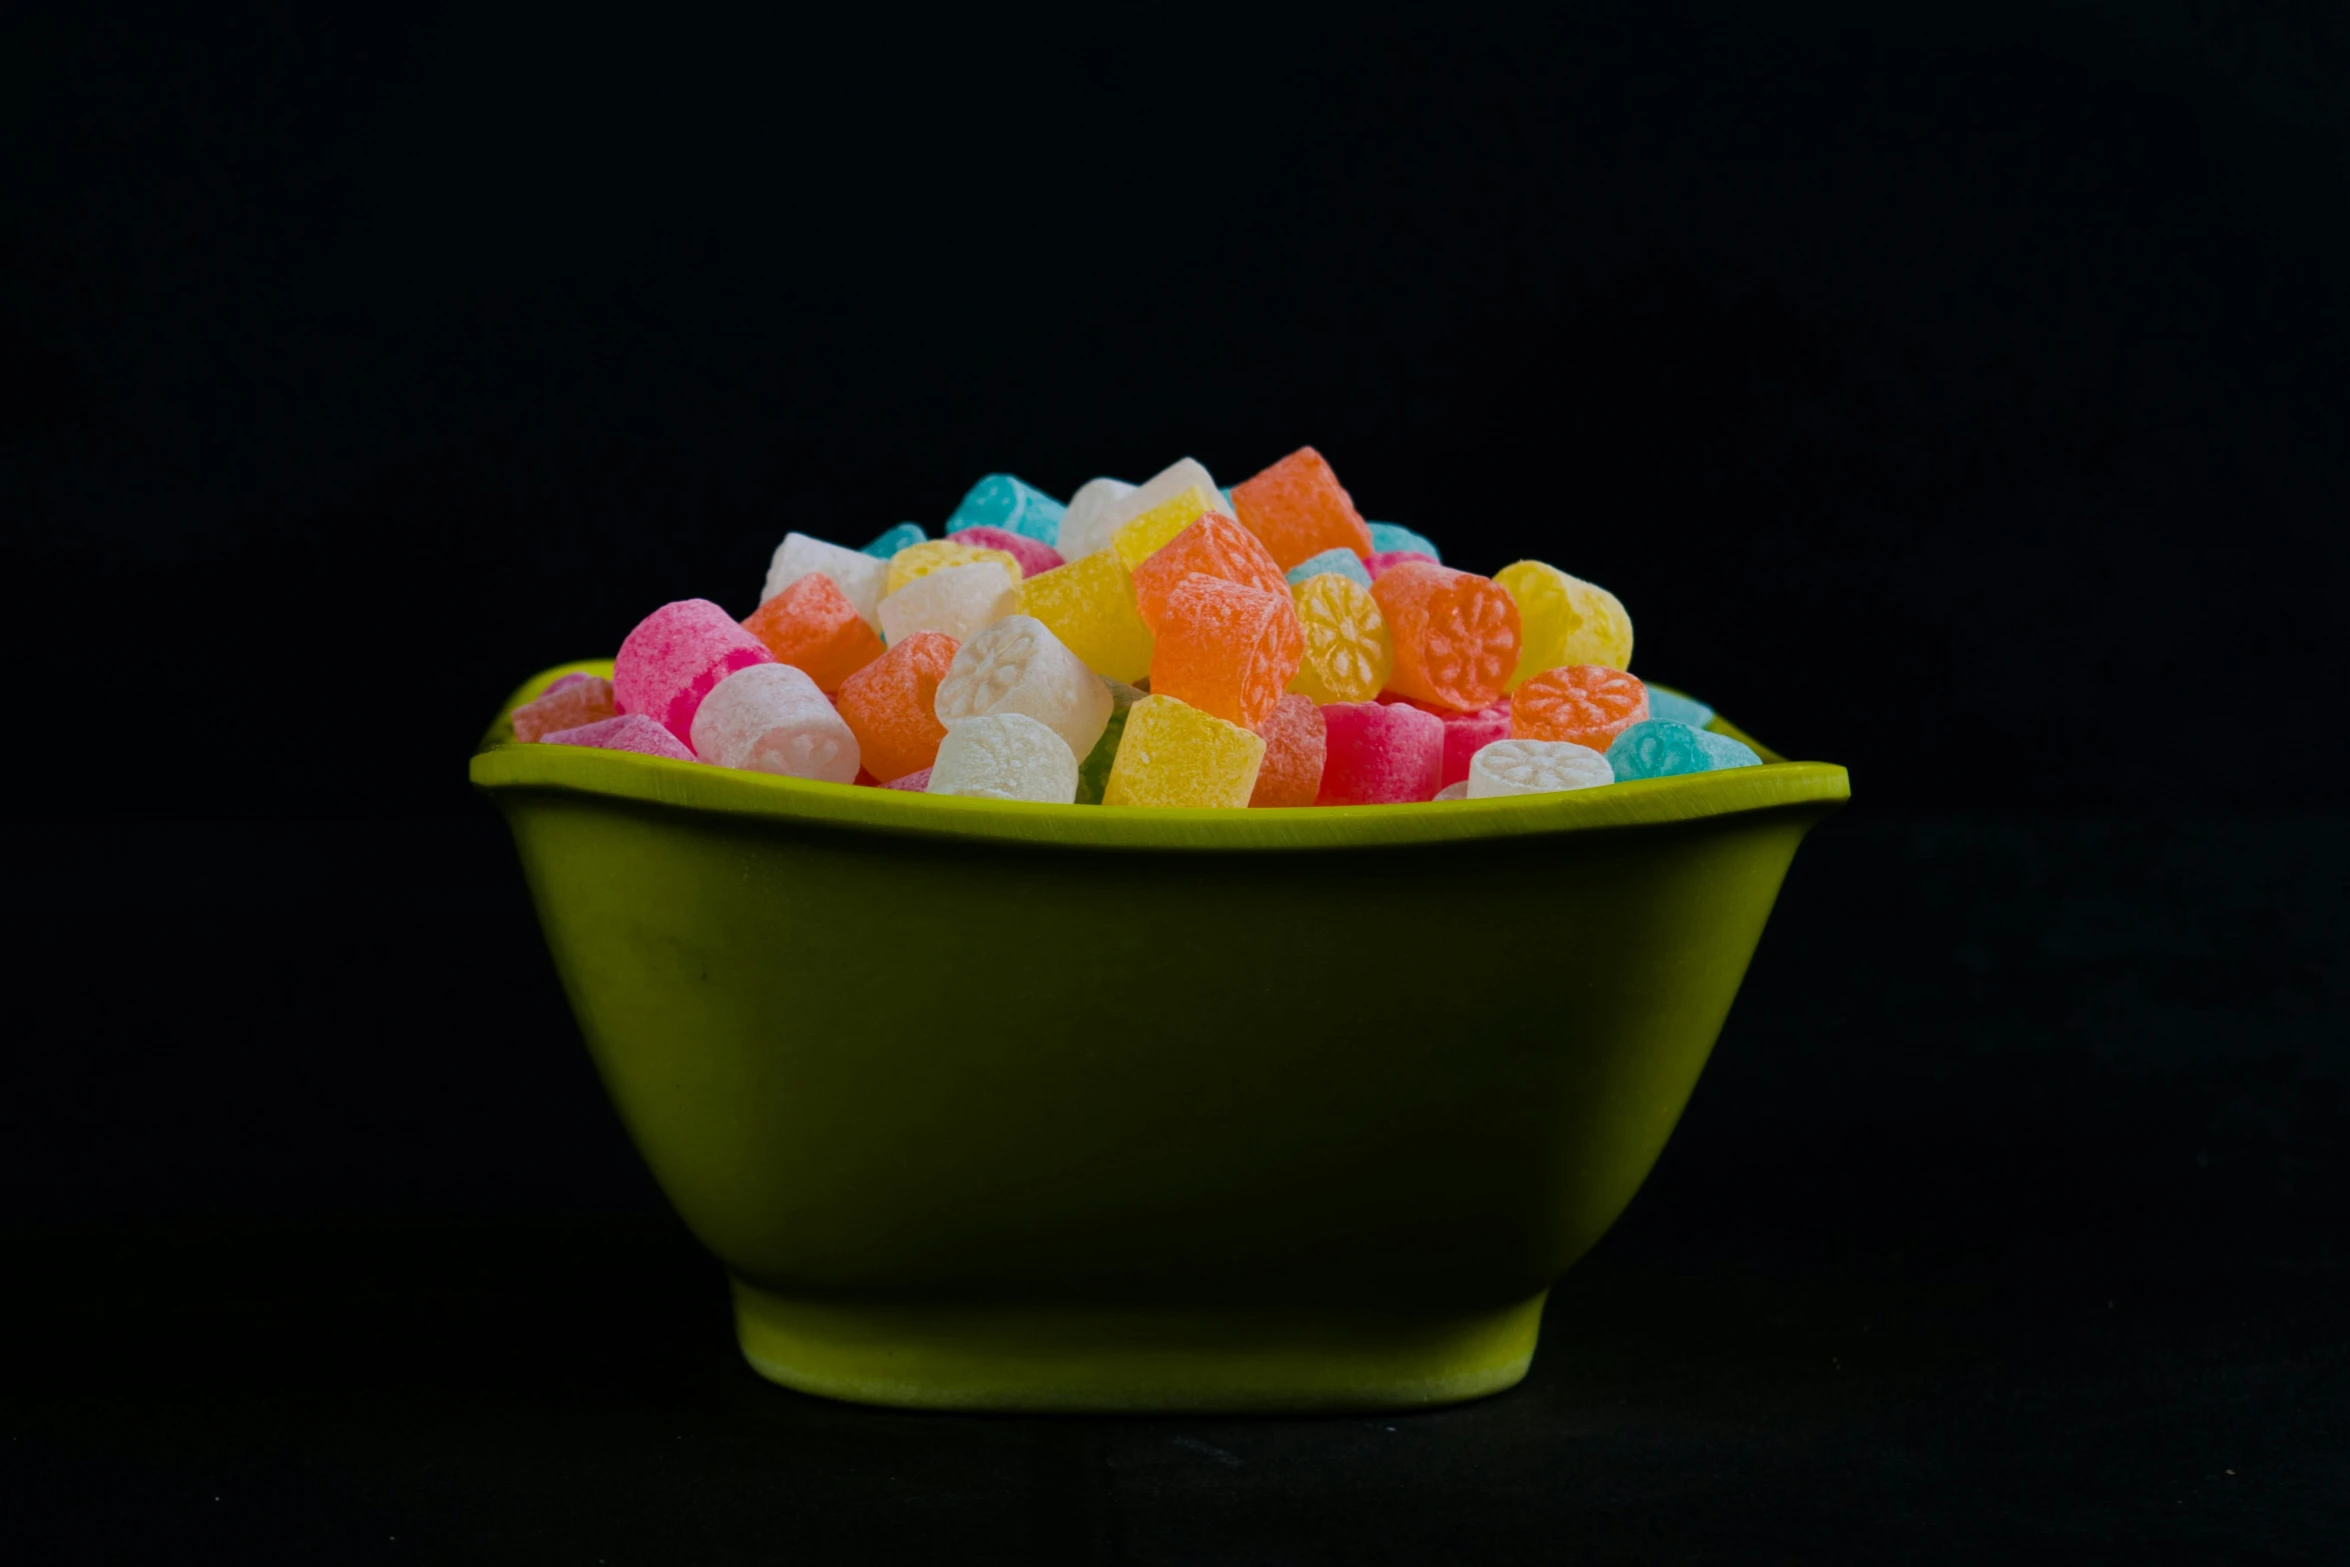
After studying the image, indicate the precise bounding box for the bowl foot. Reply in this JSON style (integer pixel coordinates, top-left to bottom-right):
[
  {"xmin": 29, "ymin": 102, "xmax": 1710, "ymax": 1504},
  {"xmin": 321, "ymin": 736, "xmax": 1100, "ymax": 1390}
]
[{"xmin": 730, "ymin": 1280, "xmax": 1547, "ymax": 1414}]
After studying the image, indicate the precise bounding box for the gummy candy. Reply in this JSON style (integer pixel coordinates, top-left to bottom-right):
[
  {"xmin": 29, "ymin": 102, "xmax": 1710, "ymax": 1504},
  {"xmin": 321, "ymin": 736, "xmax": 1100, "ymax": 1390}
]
[
  {"xmin": 1511, "ymin": 665, "xmax": 1651, "ymax": 751},
  {"xmin": 1248, "ymin": 694, "xmax": 1327, "ymax": 808},
  {"xmin": 1149, "ymin": 576, "xmax": 1305, "ymax": 730},
  {"xmin": 887, "ymin": 538, "xmax": 1022, "ymax": 595},
  {"xmin": 1131, "ymin": 513, "xmax": 1288, "ymax": 632},
  {"xmin": 1056, "ymin": 476, "xmax": 1138, "ymax": 559},
  {"xmin": 935, "ymin": 615, "xmax": 1114, "ymax": 762},
  {"xmin": 540, "ymin": 713, "xmax": 696, "ymax": 761},
  {"xmin": 1077, "ymin": 459, "xmax": 1220, "ymax": 561},
  {"xmin": 513, "ymin": 674, "xmax": 614, "ymax": 743},
  {"xmin": 1015, "ymin": 549, "xmax": 1155, "ymax": 685},
  {"xmin": 1284, "ymin": 549, "xmax": 1372, "ymax": 591},
  {"xmin": 1101, "ymin": 695, "xmax": 1265, "ymax": 809},
  {"xmin": 1370, "ymin": 561, "xmax": 1521, "ymax": 712},
  {"xmin": 615, "ymin": 599, "xmax": 778, "ymax": 744},
  {"xmin": 944, "ymin": 474, "xmax": 1066, "ymax": 546},
  {"xmin": 1387, "ymin": 694, "xmax": 1512, "ymax": 789},
  {"xmin": 765, "ymin": 533, "xmax": 892, "ymax": 630},
  {"xmin": 928, "ymin": 712, "xmax": 1080, "ymax": 803},
  {"xmin": 1646, "ymin": 686, "xmax": 1716, "ymax": 729},
  {"xmin": 741, "ymin": 573, "xmax": 886, "ymax": 693},
  {"xmin": 1316, "ymin": 700, "xmax": 1444, "ymax": 805},
  {"xmin": 1494, "ymin": 560, "xmax": 1634, "ymax": 685},
  {"xmin": 878, "ymin": 562, "xmax": 1019, "ymax": 645},
  {"xmin": 1110, "ymin": 484, "xmax": 1223, "ymax": 571},
  {"xmin": 1366, "ymin": 523, "xmax": 1440, "ymax": 562},
  {"xmin": 949, "ymin": 525, "xmax": 1066, "ymax": 579},
  {"xmin": 1073, "ymin": 677, "xmax": 1147, "ymax": 806},
  {"xmin": 1466, "ymin": 738, "xmax": 1613, "ymax": 799},
  {"xmin": 1362, "ymin": 549, "xmax": 1437, "ymax": 581},
  {"xmin": 880, "ymin": 766, "xmax": 933, "ymax": 791},
  {"xmin": 1230, "ymin": 447, "xmax": 1374, "ymax": 569},
  {"xmin": 1607, "ymin": 720, "xmax": 1761, "ymax": 781},
  {"xmin": 834, "ymin": 630, "xmax": 960, "ymax": 782},
  {"xmin": 1288, "ymin": 571, "xmax": 1393, "ymax": 705},
  {"xmin": 690, "ymin": 662, "xmax": 862, "ymax": 782},
  {"xmin": 1432, "ymin": 780, "xmax": 1469, "ymax": 802},
  {"xmin": 861, "ymin": 523, "xmax": 926, "ymax": 559}
]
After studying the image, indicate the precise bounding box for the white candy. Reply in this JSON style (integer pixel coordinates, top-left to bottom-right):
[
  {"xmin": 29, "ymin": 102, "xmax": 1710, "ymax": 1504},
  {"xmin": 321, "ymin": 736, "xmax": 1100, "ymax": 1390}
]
[
  {"xmin": 1066, "ymin": 458, "xmax": 1220, "ymax": 558},
  {"xmin": 691, "ymin": 663, "xmax": 861, "ymax": 783},
  {"xmin": 926, "ymin": 712, "xmax": 1078, "ymax": 803},
  {"xmin": 762, "ymin": 533, "xmax": 891, "ymax": 630},
  {"xmin": 1466, "ymin": 738, "xmax": 1614, "ymax": 800},
  {"xmin": 1433, "ymin": 781, "xmax": 1469, "ymax": 802},
  {"xmin": 876, "ymin": 562, "xmax": 1018, "ymax": 646},
  {"xmin": 934, "ymin": 616, "xmax": 1114, "ymax": 762},
  {"xmin": 1056, "ymin": 477, "xmax": 1137, "ymax": 559}
]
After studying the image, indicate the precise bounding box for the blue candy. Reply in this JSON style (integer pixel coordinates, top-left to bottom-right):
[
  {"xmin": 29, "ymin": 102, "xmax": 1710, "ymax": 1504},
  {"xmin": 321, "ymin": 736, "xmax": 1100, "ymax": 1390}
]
[
  {"xmin": 1366, "ymin": 522, "xmax": 1441, "ymax": 563},
  {"xmin": 861, "ymin": 522, "xmax": 926, "ymax": 558},
  {"xmin": 1284, "ymin": 547, "xmax": 1373, "ymax": 590},
  {"xmin": 945, "ymin": 474, "xmax": 1066, "ymax": 547},
  {"xmin": 1644, "ymin": 685, "xmax": 1717, "ymax": 729},
  {"xmin": 1607, "ymin": 720, "xmax": 1761, "ymax": 781}
]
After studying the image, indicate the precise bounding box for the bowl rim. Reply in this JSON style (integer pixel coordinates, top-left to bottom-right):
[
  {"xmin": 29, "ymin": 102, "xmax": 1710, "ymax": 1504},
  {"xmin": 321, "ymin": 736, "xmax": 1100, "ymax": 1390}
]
[{"xmin": 471, "ymin": 661, "xmax": 1850, "ymax": 852}]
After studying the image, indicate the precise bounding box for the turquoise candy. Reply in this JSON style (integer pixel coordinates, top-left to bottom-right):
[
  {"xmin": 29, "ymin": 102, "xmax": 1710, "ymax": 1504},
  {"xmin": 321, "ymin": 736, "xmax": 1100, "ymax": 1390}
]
[
  {"xmin": 945, "ymin": 475, "xmax": 1066, "ymax": 547},
  {"xmin": 1645, "ymin": 686, "xmax": 1717, "ymax": 729},
  {"xmin": 1366, "ymin": 523, "xmax": 1440, "ymax": 562},
  {"xmin": 1074, "ymin": 677, "xmax": 1147, "ymax": 806},
  {"xmin": 861, "ymin": 523, "xmax": 926, "ymax": 558},
  {"xmin": 1284, "ymin": 548, "xmax": 1373, "ymax": 590},
  {"xmin": 1607, "ymin": 720, "xmax": 1761, "ymax": 781}
]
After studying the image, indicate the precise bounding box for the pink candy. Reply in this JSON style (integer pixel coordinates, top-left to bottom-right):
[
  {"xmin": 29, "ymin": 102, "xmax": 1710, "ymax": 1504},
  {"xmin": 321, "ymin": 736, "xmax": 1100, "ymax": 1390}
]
[
  {"xmin": 881, "ymin": 767, "xmax": 934, "ymax": 791},
  {"xmin": 1388, "ymin": 694, "xmax": 1512, "ymax": 788},
  {"xmin": 614, "ymin": 599, "xmax": 776, "ymax": 744},
  {"xmin": 1315, "ymin": 700, "xmax": 1444, "ymax": 805},
  {"xmin": 539, "ymin": 714, "xmax": 696, "ymax": 761},
  {"xmin": 951, "ymin": 526, "xmax": 1065, "ymax": 578},
  {"xmin": 1362, "ymin": 549, "xmax": 1438, "ymax": 582}
]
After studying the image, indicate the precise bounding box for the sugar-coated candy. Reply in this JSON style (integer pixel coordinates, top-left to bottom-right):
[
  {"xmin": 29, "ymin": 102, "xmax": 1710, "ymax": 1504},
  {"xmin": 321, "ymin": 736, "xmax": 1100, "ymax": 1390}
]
[
  {"xmin": 615, "ymin": 599, "xmax": 778, "ymax": 744},
  {"xmin": 1366, "ymin": 523, "xmax": 1441, "ymax": 562},
  {"xmin": 1056, "ymin": 477, "xmax": 1138, "ymax": 559},
  {"xmin": 1370, "ymin": 561, "xmax": 1522, "ymax": 712},
  {"xmin": 1230, "ymin": 447, "xmax": 1374, "ymax": 569},
  {"xmin": 1646, "ymin": 686, "xmax": 1716, "ymax": 729},
  {"xmin": 1388, "ymin": 694, "xmax": 1512, "ymax": 788},
  {"xmin": 540, "ymin": 714, "xmax": 696, "ymax": 761},
  {"xmin": 1080, "ymin": 459, "xmax": 1220, "ymax": 560},
  {"xmin": 878, "ymin": 562, "xmax": 1019, "ymax": 646},
  {"xmin": 944, "ymin": 474, "xmax": 1066, "ymax": 546},
  {"xmin": 1494, "ymin": 560, "xmax": 1633, "ymax": 685},
  {"xmin": 928, "ymin": 712, "xmax": 1079, "ymax": 804},
  {"xmin": 836, "ymin": 631, "xmax": 959, "ymax": 781},
  {"xmin": 881, "ymin": 767, "xmax": 933, "ymax": 791},
  {"xmin": 1132, "ymin": 513, "xmax": 1288, "ymax": 631},
  {"xmin": 1466, "ymin": 738, "xmax": 1613, "ymax": 799},
  {"xmin": 1149, "ymin": 576, "xmax": 1305, "ymax": 730},
  {"xmin": 1016, "ymin": 549, "xmax": 1154, "ymax": 685},
  {"xmin": 1102, "ymin": 695, "xmax": 1265, "ymax": 809},
  {"xmin": 741, "ymin": 574, "xmax": 886, "ymax": 694},
  {"xmin": 764, "ymin": 533, "xmax": 892, "ymax": 630},
  {"xmin": 1511, "ymin": 665, "xmax": 1651, "ymax": 751},
  {"xmin": 1362, "ymin": 549, "xmax": 1437, "ymax": 581},
  {"xmin": 1316, "ymin": 700, "xmax": 1444, "ymax": 805},
  {"xmin": 1284, "ymin": 549, "xmax": 1372, "ymax": 591},
  {"xmin": 1074, "ymin": 677, "xmax": 1146, "ymax": 806},
  {"xmin": 1110, "ymin": 484, "xmax": 1223, "ymax": 570},
  {"xmin": 950, "ymin": 525, "xmax": 1066, "ymax": 579},
  {"xmin": 1433, "ymin": 780, "xmax": 1469, "ymax": 802},
  {"xmin": 887, "ymin": 538, "xmax": 1022, "ymax": 595},
  {"xmin": 1288, "ymin": 571, "xmax": 1393, "ymax": 705},
  {"xmin": 513, "ymin": 674, "xmax": 615, "ymax": 742},
  {"xmin": 690, "ymin": 662, "xmax": 861, "ymax": 783},
  {"xmin": 861, "ymin": 523, "xmax": 926, "ymax": 559},
  {"xmin": 1248, "ymin": 693, "xmax": 1326, "ymax": 808},
  {"xmin": 935, "ymin": 615, "xmax": 1114, "ymax": 762},
  {"xmin": 1607, "ymin": 719, "xmax": 1761, "ymax": 781}
]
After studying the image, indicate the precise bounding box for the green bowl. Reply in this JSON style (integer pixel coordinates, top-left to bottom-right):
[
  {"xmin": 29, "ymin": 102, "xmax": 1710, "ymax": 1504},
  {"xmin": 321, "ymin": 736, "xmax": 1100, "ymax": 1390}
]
[{"xmin": 473, "ymin": 662, "xmax": 1847, "ymax": 1413}]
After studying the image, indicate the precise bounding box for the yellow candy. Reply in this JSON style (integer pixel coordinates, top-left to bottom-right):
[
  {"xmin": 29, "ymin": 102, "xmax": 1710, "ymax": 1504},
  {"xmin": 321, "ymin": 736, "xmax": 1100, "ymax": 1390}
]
[
  {"xmin": 1494, "ymin": 560, "xmax": 1633, "ymax": 688},
  {"xmin": 1110, "ymin": 485, "xmax": 1222, "ymax": 571},
  {"xmin": 1015, "ymin": 549, "xmax": 1155, "ymax": 684},
  {"xmin": 887, "ymin": 538, "xmax": 1023, "ymax": 595},
  {"xmin": 1288, "ymin": 572, "xmax": 1394, "ymax": 705},
  {"xmin": 1102, "ymin": 695, "xmax": 1265, "ymax": 808}
]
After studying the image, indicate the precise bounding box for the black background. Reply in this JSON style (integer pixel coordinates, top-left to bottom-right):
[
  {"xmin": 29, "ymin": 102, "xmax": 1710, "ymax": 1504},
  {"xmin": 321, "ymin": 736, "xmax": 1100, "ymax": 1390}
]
[{"xmin": 4, "ymin": 4, "xmax": 2346, "ymax": 1562}]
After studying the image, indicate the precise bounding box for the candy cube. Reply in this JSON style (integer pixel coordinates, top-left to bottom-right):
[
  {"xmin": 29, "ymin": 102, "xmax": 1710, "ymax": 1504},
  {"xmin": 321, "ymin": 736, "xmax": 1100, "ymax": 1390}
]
[
  {"xmin": 1015, "ymin": 549, "xmax": 1154, "ymax": 685},
  {"xmin": 1149, "ymin": 576, "xmax": 1305, "ymax": 730},
  {"xmin": 935, "ymin": 615, "xmax": 1115, "ymax": 762},
  {"xmin": 741, "ymin": 573, "xmax": 886, "ymax": 693},
  {"xmin": 1073, "ymin": 677, "xmax": 1146, "ymax": 806},
  {"xmin": 1288, "ymin": 572, "xmax": 1393, "ymax": 705},
  {"xmin": 764, "ymin": 533, "xmax": 892, "ymax": 630},
  {"xmin": 1110, "ymin": 484, "xmax": 1223, "ymax": 571},
  {"xmin": 1387, "ymin": 694, "xmax": 1512, "ymax": 789},
  {"xmin": 1645, "ymin": 686, "xmax": 1715, "ymax": 729},
  {"xmin": 1510, "ymin": 665, "xmax": 1651, "ymax": 751},
  {"xmin": 1466, "ymin": 738, "xmax": 1613, "ymax": 799},
  {"xmin": 886, "ymin": 538, "xmax": 1023, "ymax": 595},
  {"xmin": 615, "ymin": 599, "xmax": 778, "ymax": 744},
  {"xmin": 1607, "ymin": 720, "xmax": 1761, "ymax": 781},
  {"xmin": 1370, "ymin": 561, "xmax": 1521, "ymax": 712},
  {"xmin": 512, "ymin": 674, "xmax": 615, "ymax": 742},
  {"xmin": 1131, "ymin": 513, "xmax": 1288, "ymax": 631},
  {"xmin": 1055, "ymin": 476, "xmax": 1138, "ymax": 559},
  {"xmin": 1366, "ymin": 523, "xmax": 1441, "ymax": 562},
  {"xmin": 1284, "ymin": 548, "xmax": 1372, "ymax": 591},
  {"xmin": 690, "ymin": 662, "xmax": 862, "ymax": 783},
  {"xmin": 1230, "ymin": 447, "xmax": 1374, "ymax": 569},
  {"xmin": 1362, "ymin": 549, "xmax": 1437, "ymax": 581},
  {"xmin": 928, "ymin": 712, "xmax": 1079, "ymax": 803},
  {"xmin": 1494, "ymin": 560, "xmax": 1634, "ymax": 685},
  {"xmin": 949, "ymin": 525, "xmax": 1066, "ymax": 579},
  {"xmin": 861, "ymin": 523, "xmax": 926, "ymax": 558},
  {"xmin": 878, "ymin": 562, "xmax": 1019, "ymax": 646},
  {"xmin": 540, "ymin": 713, "xmax": 697, "ymax": 762},
  {"xmin": 1315, "ymin": 700, "xmax": 1444, "ymax": 805},
  {"xmin": 835, "ymin": 630, "xmax": 960, "ymax": 782},
  {"xmin": 944, "ymin": 474, "xmax": 1066, "ymax": 546},
  {"xmin": 1248, "ymin": 694, "xmax": 1327, "ymax": 808},
  {"xmin": 1101, "ymin": 695, "xmax": 1265, "ymax": 809}
]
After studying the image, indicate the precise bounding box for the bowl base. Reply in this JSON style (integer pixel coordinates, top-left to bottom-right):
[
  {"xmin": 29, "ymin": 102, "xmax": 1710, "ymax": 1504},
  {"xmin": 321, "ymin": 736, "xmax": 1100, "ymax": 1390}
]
[{"xmin": 730, "ymin": 1279, "xmax": 1547, "ymax": 1414}]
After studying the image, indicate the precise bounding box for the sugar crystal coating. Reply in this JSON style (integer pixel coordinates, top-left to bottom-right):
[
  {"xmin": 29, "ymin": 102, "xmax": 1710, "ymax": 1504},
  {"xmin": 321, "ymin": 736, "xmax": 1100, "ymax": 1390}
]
[
  {"xmin": 1149, "ymin": 576, "xmax": 1305, "ymax": 730},
  {"xmin": 1646, "ymin": 686, "xmax": 1716, "ymax": 729},
  {"xmin": 740, "ymin": 573, "xmax": 886, "ymax": 693},
  {"xmin": 1433, "ymin": 780, "xmax": 1469, "ymax": 802},
  {"xmin": 1014, "ymin": 549, "xmax": 1154, "ymax": 685},
  {"xmin": 1248, "ymin": 694, "xmax": 1327, "ymax": 808},
  {"xmin": 540, "ymin": 713, "xmax": 697, "ymax": 761},
  {"xmin": 1495, "ymin": 560, "xmax": 1634, "ymax": 685},
  {"xmin": 690, "ymin": 662, "xmax": 862, "ymax": 783},
  {"xmin": 1466, "ymin": 738, "xmax": 1614, "ymax": 799},
  {"xmin": 1079, "ymin": 460, "xmax": 1220, "ymax": 561},
  {"xmin": 886, "ymin": 538, "xmax": 1023, "ymax": 595},
  {"xmin": 881, "ymin": 767, "xmax": 933, "ymax": 791},
  {"xmin": 1056, "ymin": 476, "xmax": 1138, "ymax": 559},
  {"xmin": 1316, "ymin": 700, "xmax": 1444, "ymax": 805},
  {"xmin": 835, "ymin": 630, "xmax": 959, "ymax": 782},
  {"xmin": 1110, "ymin": 484, "xmax": 1223, "ymax": 571},
  {"xmin": 1606, "ymin": 719, "xmax": 1761, "ymax": 781},
  {"xmin": 1284, "ymin": 548, "xmax": 1372, "ymax": 591},
  {"xmin": 1365, "ymin": 523, "xmax": 1441, "ymax": 562},
  {"xmin": 1363, "ymin": 549, "xmax": 1438, "ymax": 581},
  {"xmin": 878, "ymin": 562, "xmax": 1019, "ymax": 645},
  {"xmin": 1370, "ymin": 561, "xmax": 1522, "ymax": 712},
  {"xmin": 935, "ymin": 615, "xmax": 1115, "ymax": 761},
  {"xmin": 944, "ymin": 474, "xmax": 1066, "ymax": 546},
  {"xmin": 1132, "ymin": 513, "xmax": 1289, "ymax": 631},
  {"xmin": 1511, "ymin": 665, "xmax": 1651, "ymax": 751},
  {"xmin": 861, "ymin": 523, "xmax": 926, "ymax": 559},
  {"xmin": 1074, "ymin": 677, "xmax": 1147, "ymax": 806},
  {"xmin": 1289, "ymin": 573, "xmax": 1393, "ymax": 705},
  {"xmin": 949, "ymin": 525, "xmax": 1066, "ymax": 579},
  {"xmin": 614, "ymin": 599, "xmax": 779, "ymax": 744},
  {"xmin": 1388, "ymin": 694, "xmax": 1512, "ymax": 788},
  {"xmin": 1230, "ymin": 447, "xmax": 1374, "ymax": 569},
  {"xmin": 1101, "ymin": 695, "xmax": 1265, "ymax": 809},
  {"xmin": 764, "ymin": 533, "xmax": 892, "ymax": 630},
  {"xmin": 928, "ymin": 712, "xmax": 1079, "ymax": 803},
  {"xmin": 513, "ymin": 675, "xmax": 615, "ymax": 742}
]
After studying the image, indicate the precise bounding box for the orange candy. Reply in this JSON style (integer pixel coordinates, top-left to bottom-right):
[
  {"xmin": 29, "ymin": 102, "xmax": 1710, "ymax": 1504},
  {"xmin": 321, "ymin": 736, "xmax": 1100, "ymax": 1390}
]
[
  {"xmin": 1229, "ymin": 447, "xmax": 1375, "ymax": 570},
  {"xmin": 1369, "ymin": 561, "xmax": 1522, "ymax": 712},
  {"xmin": 834, "ymin": 630, "xmax": 960, "ymax": 782},
  {"xmin": 1149, "ymin": 577, "xmax": 1306, "ymax": 730},
  {"xmin": 741, "ymin": 575, "xmax": 886, "ymax": 694},
  {"xmin": 1248, "ymin": 693, "xmax": 1327, "ymax": 807},
  {"xmin": 1131, "ymin": 513, "xmax": 1289, "ymax": 631},
  {"xmin": 1510, "ymin": 665, "xmax": 1652, "ymax": 750}
]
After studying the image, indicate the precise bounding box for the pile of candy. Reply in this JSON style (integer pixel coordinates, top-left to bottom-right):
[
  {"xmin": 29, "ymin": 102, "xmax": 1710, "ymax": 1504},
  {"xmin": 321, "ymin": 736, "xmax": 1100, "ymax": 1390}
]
[{"xmin": 511, "ymin": 448, "xmax": 1759, "ymax": 806}]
